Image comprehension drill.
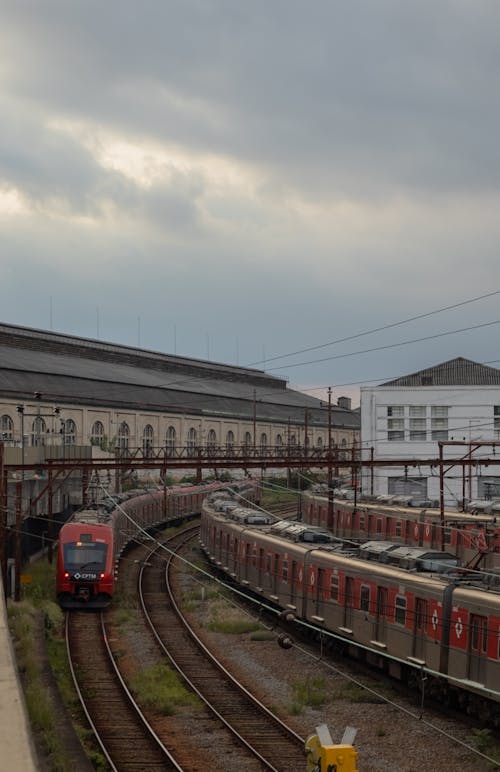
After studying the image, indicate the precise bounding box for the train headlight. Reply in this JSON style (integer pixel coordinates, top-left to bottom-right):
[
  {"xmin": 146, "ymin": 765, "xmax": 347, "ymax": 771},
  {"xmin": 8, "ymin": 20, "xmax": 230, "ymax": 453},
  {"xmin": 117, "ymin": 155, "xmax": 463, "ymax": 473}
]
[
  {"xmin": 64, "ymin": 572, "xmax": 69, "ymax": 579},
  {"xmin": 100, "ymin": 572, "xmax": 105, "ymax": 579}
]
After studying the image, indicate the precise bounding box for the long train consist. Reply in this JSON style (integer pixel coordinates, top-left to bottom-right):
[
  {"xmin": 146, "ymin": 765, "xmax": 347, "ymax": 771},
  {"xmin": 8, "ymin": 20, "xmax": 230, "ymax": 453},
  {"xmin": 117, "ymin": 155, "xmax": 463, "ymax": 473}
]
[
  {"xmin": 56, "ymin": 479, "xmax": 260, "ymax": 608},
  {"xmin": 200, "ymin": 493, "xmax": 500, "ymax": 723},
  {"xmin": 302, "ymin": 487, "xmax": 500, "ymax": 570}
]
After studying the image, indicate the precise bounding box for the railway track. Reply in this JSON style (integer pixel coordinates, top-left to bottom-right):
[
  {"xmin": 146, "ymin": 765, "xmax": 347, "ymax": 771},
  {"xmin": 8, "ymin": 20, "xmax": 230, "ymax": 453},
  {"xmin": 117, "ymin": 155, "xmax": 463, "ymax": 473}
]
[
  {"xmin": 66, "ymin": 610, "xmax": 182, "ymax": 771},
  {"xmin": 139, "ymin": 528, "xmax": 306, "ymax": 772}
]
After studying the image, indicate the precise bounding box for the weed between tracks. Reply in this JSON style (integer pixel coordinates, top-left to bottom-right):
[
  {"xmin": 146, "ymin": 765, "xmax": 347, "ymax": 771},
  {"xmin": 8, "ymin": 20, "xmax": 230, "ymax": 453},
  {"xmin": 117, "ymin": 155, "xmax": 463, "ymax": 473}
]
[{"xmin": 130, "ymin": 662, "xmax": 201, "ymax": 714}]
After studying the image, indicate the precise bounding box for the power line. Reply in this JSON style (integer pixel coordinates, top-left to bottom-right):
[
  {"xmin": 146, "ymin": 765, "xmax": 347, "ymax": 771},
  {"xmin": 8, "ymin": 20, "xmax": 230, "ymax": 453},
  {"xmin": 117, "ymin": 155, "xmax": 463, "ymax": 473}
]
[
  {"xmin": 247, "ymin": 288, "xmax": 500, "ymax": 367},
  {"xmin": 267, "ymin": 318, "xmax": 500, "ymax": 372}
]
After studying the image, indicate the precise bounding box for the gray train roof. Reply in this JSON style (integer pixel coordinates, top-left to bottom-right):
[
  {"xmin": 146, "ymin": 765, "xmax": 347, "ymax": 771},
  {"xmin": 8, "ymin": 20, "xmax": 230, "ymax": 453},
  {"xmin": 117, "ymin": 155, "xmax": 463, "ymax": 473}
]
[{"xmin": 0, "ymin": 323, "xmax": 359, "ymax": 428}]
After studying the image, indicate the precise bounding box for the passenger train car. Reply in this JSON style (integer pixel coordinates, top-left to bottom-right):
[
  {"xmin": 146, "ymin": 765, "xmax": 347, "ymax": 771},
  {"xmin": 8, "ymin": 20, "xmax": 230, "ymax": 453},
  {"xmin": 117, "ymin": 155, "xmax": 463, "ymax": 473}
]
[
  {"xmin": 302, "ymin": 487, "xmax": 500, "ymax": 570},
  {"xmin": 56, "ymin": 479, "xmax": 260, "ymax": 608},
  {"xmin": 200, "ymin": 494, "xmax": 500, "ymax": 723}
]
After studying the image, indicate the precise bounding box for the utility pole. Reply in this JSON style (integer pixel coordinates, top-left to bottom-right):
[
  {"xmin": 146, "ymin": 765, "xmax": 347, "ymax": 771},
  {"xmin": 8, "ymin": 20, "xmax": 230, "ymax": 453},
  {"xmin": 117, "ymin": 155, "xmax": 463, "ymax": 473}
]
[{"xmin": 327, "ymin": 387, "xmax": 334, "ymax": 530}]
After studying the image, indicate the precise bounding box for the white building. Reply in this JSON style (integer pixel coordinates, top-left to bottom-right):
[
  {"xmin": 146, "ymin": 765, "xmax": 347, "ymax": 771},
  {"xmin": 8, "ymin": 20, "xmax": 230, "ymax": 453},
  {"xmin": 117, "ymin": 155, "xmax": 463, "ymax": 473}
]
[{"xmin": 360, "ymin": 357, "xmax": 500, "ymax": 507}]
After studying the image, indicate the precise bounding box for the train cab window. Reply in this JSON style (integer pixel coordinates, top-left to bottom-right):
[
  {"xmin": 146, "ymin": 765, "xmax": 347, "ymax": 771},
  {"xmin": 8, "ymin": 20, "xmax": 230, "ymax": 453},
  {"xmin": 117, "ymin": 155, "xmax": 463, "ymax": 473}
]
[
  {"xmin": 63, "ymin": 542, "xmax": 107, "ymax": 571},
  {"xmin": 395, "ymin": 595, "xmax": 407, "ymax": 625},
  {"xmin": 360, "ymin": 585, "xmax": 370, "ymax": 612},
  {"xmin": 330, "ymin": 574, "xmax": 339, "ymax": 602}
]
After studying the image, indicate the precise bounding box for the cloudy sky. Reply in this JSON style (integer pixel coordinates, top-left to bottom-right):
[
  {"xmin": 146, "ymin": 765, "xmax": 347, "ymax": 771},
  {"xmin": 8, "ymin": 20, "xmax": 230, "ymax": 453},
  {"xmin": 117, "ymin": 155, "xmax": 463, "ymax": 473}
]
[{"xmin": 2, "ymin": 1, "xmax": 500, "ymax": 406}]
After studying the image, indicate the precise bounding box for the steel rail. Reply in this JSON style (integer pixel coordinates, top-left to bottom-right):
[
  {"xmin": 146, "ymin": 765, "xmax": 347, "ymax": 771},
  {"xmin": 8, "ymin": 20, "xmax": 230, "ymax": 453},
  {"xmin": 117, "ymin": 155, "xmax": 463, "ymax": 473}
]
[{"xmin": 139, "ymin": 530, "xmax": 305, "ymax": 772}]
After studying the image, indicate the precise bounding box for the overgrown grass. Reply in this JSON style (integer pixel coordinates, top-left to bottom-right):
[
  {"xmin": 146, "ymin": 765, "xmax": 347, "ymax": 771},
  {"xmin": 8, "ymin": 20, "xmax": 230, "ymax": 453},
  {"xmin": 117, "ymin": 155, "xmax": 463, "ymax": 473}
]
[
  {"xmin": 7, "ymin": 596, "xmax": 70, "ymax": 771},
  {"xmin": 468, "ymin": 728, "xmax": 500, "ymax": 765},
  {"xmin": 289, "ymin": 675, "xmax": 328, "ymax": 712},
  {"xmin": 130, "ymin": 662, "xmax": 201, "ymax": 714}
]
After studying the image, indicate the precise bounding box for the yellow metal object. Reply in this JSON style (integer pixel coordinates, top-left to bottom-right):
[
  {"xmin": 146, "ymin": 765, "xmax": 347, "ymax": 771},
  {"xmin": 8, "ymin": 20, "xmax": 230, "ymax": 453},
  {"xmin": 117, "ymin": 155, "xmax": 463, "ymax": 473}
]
[{"xmin": 305, "ymin": 724, "xmax": 359, "ymax": 772}]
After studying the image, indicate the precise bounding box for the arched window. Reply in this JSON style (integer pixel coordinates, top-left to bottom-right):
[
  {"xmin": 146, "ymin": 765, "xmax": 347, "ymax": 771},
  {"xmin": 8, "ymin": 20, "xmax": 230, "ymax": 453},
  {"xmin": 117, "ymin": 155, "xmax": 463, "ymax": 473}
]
[
  {"xmin": 276, "ymin": 434, "xmax": 283, "ymax": 447},
  {"xmin": 187, "ymin": 427, "xmax": 197, "ymax": 456},
  {"xmin": 316, "ymin": 436, "xmax": 323, "ymax": 449},
  {"xmin": 0, "ymin": 414, "xmax": 13, "ymax": 442},
  {"xmin": 63, "ymin": 419, "xmax": 77, "ymax": 445},
  {"xmin": 166, "ymin": 426, "xmax": 176, "ymax": 456},
  {"xmin": 91, "ymin": 420, "xmax": 105, "ymax": 449},
  {"xmin": 225, "ymin": 430, "xmax": 234, "ymax": 452},
  {"xmin": 31, "ymin": 417, "xmax": 46, "ymax": 446},
  {"xmin": 207, "ymin": 429, "xmax": 217, "ymax": 451},
  {"xmin": 143, "ymin": 424, "xmax": 154, "ymax": 456},
  {"xmin": 243, "ymin": 431, "xmax": 252, "ymax": 449},
  {"xmin": 118, "ymin": 421, "xmax": 129, "ymax": 451},
  {"xmin": 289, "ymin": 433, "xmax": 297, "ymax": 448},
  {"xmin": 260, "ymin": 433, "xmax": 267, "ymax": 453}
]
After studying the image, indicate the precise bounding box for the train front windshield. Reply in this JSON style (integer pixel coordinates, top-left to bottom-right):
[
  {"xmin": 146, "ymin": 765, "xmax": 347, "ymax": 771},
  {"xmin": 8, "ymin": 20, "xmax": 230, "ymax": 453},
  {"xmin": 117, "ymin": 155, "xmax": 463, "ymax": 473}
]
[{"xmin": 63, "ymin": 542, "xmax": 108, "ymax": 573}]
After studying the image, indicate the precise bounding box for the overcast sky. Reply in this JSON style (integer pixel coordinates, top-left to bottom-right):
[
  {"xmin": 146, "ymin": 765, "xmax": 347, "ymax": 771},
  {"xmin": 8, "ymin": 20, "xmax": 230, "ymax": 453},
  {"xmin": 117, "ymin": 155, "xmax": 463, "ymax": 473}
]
[{"xmin": 2, "ymin": 1, "xmax": 500, "ymax": 406}]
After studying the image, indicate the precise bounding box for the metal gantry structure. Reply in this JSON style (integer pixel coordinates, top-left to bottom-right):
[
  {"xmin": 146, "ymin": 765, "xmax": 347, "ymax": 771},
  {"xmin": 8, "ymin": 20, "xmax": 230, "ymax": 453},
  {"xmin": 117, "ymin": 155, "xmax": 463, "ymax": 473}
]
[{"xmin": 3, "ymin": 438, "xmax": 500, "ymax": 598}]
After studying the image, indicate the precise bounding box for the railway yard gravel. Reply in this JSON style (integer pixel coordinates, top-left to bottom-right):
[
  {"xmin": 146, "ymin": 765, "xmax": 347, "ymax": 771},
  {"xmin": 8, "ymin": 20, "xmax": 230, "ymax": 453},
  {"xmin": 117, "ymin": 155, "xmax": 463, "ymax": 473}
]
[{"xmin": 53, "ymin": 535, "xmax": 500, "ymax": 772}]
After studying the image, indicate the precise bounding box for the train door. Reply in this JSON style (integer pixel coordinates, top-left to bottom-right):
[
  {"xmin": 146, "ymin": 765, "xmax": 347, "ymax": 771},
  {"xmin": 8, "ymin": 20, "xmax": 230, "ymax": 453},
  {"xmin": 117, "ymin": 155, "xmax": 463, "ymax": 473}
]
[
  {"xmin": 244, "ymin": 543, "xmax": 250, "ymax": 581},
  {"xmin": 273, "ymin": 553, "xmax": 280, "ymax": 595},
  {"xmin": 258, "ymin": 548, "xmax": 264, "ymax": 587},
  {"xmin": 413, "ymin": 598, "xmax": 428, "ymax": 660},
  {"xmin": 374, "ymin": 587, "xmax": 388, "ymax": 642},
  {"xmin": 291, "ymin": 560, "xmax": 297, "ymax": 604},
  {"xmin": 468, "ymin": 614, "xmax": 488, "ymax": 683},
  {"xmin": 315, "ymin": 568, "xmax": 325, "ymax": 616},
  {"xmin": 343, "ymin": 576, "xmax": 354, "ymax": 629}
]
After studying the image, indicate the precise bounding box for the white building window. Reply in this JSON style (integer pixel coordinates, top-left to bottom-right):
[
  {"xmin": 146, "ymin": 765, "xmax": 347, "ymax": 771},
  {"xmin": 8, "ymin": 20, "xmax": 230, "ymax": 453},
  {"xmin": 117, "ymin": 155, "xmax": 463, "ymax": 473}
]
[
  {"xmin": 387, "ymin": 405, "xmax": 404, "ymax": 441},
  {"xmin": 225, "ymin": 430, "xmax": 234, "ymax": 451},
  {"xmin": 187, "ymin": 427, "xmax": 197, "ymax": 456},
  {"xmin": 31, "ymin": 417, "xmax": 46, "ymax": 446},
  {"xmin": 0, "ymin": 414, "xmax": 13, "ymax": 442},
  {"xmin": 494, "ymin": 406, "xmax": 500, "ymax": 440},
  {"xmin": 63, "ymin": 419, "xmax": 77, "ymax": 445},
  {"xmin": 143, "ymin": 424, "xmax": 154, "ymax": 456},
  {"xmin": 91, "ymin": 420, "xmax": 105, "ymax": 448},
  {"xmin": 166, "ymin": 426, "xmax": 176, "ymax": 456},
  {"xmin": 431, "ymin": 406, "xmax": 448, "ymax": 440},
  {"xmin": 118, "ymin": 421, "xmax": 129, "ymax": 450}
]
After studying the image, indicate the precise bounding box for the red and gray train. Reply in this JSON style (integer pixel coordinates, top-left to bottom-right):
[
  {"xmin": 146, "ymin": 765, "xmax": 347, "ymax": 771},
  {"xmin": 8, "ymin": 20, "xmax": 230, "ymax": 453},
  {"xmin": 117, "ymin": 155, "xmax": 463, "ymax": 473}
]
[
  {"xmin": 200, "ymin": 493, "xmax": 500, "ymax": 723},
  {"xmin": 302, "ymin": 486, "xmax": 500, "ymax": 570},
  {"xmin": 56, "ymin": 480, "xmax": 259, "ymax": 609}
]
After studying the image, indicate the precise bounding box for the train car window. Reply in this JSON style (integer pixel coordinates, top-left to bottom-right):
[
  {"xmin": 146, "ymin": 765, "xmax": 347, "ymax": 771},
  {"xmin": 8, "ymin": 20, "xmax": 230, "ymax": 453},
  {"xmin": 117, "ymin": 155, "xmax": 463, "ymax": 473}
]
[
  {"xmin": 444, "ymin": 527, "xmax": 452, "ymax": 545},
  {"xmin": 376, "ymin": 519, "xmax": 383, "ymax": 534},
  {"xmin": 497, "ymin": 627, "xmax": 500, "ymax": 660},
  {"xmin": 330, "ymin": 574, "xmax": 339, "ymax": 602},
  {"xmin": 282, "ymin": 559, "xmax": 288, "ymax": 581},
  {"xmin": 395, "ymin": 520, "xmax": 402, "ymax": 538},
  {"xmin": 359, "ymin": 513, "xmax": 365, "ymax": 530},
  {"xmin": 266, "ymin": 554, "xmax": 271, "ymax": 574},
  {"xmin": 252, "ymin": 545, "xmax": 257, "ymax": 567},
  {"xmin": 395, "ymin": 595, "xmax": 407, "ymax": 625},
  {"xmin": 360, "ymin": 585, "xmax": 370, "ymax": 612}
]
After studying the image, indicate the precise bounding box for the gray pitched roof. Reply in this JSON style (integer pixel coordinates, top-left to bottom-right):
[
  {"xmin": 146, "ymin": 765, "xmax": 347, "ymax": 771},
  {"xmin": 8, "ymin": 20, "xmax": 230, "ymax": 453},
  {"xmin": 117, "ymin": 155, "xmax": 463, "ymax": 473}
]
[
  {"xmin": 380, "ymin": 357, "xmax": 500, "ymax": 387},
  {"xmin": 0, "ymin": 323, "xmax": 360, "ymax": 429}
]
